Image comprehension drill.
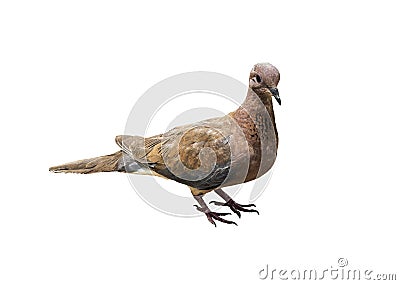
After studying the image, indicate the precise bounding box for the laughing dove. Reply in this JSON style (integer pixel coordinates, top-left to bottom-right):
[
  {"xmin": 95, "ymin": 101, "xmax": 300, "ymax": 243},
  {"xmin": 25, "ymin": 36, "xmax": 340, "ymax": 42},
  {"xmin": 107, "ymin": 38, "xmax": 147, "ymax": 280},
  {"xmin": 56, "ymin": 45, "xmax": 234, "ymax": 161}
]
[{"xmin": 49, "ymin": 63, "xmax": 281, "ymax": 226}]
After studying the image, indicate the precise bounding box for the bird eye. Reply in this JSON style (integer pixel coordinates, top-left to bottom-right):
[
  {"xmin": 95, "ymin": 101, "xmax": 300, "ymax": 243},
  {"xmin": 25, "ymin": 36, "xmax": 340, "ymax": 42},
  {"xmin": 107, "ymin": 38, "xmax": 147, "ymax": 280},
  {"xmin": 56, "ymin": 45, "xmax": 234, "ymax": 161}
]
[{"xmin": 255, "ymin": 74, "xmax": 262, "ymax": 83}]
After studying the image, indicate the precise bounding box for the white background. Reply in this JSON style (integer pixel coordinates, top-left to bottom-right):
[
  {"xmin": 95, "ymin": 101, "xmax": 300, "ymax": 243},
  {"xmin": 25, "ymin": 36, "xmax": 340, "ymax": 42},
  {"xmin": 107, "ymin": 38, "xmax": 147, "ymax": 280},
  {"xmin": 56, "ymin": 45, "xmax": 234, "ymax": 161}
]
[{"xmin": 1, "ymin": 0, "xmax": 399, "ymax": 284}]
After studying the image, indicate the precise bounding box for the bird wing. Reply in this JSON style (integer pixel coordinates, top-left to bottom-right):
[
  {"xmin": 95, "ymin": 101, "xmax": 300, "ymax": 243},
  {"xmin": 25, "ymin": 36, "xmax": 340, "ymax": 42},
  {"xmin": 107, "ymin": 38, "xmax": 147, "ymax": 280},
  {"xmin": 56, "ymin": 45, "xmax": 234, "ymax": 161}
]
[
  {"xmin": 115, "ymin": 134, "xmax": 163, "ymax": 164},
  {"xmin": 116, "ymin": 116, "xmax": 236, "ymax": 190}
]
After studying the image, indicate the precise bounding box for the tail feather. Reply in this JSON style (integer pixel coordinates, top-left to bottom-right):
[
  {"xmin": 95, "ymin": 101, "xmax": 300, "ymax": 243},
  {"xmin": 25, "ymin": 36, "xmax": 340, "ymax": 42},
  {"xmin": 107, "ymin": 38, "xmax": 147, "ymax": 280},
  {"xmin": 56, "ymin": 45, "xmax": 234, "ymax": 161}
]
[{"xmin": 49, "ymin": 151, "xmax": 123, "ymax": 174}]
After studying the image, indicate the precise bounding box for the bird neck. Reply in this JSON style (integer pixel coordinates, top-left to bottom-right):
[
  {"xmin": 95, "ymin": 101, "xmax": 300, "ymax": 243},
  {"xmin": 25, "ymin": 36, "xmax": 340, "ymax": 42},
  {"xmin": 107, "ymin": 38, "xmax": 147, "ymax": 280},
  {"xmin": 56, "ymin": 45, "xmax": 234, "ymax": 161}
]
[{"xmin": 230, "ymin": 88, "xmax": 279, "ymax": 148}]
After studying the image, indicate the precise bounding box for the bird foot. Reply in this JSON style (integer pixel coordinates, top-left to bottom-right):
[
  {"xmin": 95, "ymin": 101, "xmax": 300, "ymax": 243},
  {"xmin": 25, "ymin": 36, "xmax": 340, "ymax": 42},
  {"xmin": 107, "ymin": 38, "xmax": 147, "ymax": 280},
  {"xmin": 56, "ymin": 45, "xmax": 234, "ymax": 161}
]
[
  {"xmin": 194, "ymin": 205, "xmax": 237, "ymax": 227},
  {"xmin": 209, "ymin": 199, "xmax": 259, "ymax": 218}
]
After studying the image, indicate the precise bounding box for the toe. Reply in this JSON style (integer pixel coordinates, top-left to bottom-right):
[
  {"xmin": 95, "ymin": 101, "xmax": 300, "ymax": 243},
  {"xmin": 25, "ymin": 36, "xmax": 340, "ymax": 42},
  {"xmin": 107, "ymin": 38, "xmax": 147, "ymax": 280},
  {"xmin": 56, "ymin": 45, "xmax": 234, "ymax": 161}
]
[
  {"xmin": 209, "ymin": 200, "xmax": 226, "ymax": 206},
  {"xmin": 213, "ymin": 215, "xmax": 238, "ymax": 226}
]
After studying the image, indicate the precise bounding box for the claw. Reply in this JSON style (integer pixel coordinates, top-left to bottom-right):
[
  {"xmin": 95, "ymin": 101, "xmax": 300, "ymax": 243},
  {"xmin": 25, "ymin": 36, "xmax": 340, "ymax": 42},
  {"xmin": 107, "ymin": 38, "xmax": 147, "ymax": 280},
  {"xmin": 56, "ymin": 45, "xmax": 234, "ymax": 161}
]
[
  {"xmin": 210, "ymin": 199, "xmax": 259, "ymax": 217},
  {"xmin": 240, "ymin": 203, "xmax": 256, "ymax": 208},
  {"xmin": 209, "ymin": 201, "xmax": 225, "ymax": 206},
  {"xmin": 194, "ymin": 205, "xmax": 237, "ymax": 226},
  {"xmin": 207, "ymin": 215, "xmax": 217, "ymax": 227},
  {"xmin": 193, "ymin": 205, "xmax": 204, "ymax": 212},
  {"xmin": 212, "ymin": 214, "xmax": 237, "ymax": 226}
]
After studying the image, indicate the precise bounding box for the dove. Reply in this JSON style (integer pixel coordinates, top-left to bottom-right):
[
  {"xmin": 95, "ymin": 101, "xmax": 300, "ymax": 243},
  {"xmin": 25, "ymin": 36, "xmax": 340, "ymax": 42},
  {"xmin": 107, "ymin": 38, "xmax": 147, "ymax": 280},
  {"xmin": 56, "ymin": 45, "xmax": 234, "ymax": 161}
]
[{"xmin": 49, "ymin": 62, "xmax": 281, "ymax": 226}]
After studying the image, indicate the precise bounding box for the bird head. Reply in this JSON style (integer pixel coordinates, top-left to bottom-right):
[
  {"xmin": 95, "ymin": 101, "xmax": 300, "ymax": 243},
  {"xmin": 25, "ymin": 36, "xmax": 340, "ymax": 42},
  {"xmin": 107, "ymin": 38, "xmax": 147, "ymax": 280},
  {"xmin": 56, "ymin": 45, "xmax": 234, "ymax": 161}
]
[{"xmin": 249, "ymin": 63, "xmax": 281, "ymax": 105}]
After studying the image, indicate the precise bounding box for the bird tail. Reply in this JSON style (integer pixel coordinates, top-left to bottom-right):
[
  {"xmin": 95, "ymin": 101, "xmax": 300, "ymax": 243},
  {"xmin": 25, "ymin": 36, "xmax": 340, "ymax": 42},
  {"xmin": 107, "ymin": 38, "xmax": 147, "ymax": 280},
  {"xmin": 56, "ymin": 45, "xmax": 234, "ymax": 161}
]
[{"xmin": 49, "ymin": 151, "xmax": 123, "ymax": 174}]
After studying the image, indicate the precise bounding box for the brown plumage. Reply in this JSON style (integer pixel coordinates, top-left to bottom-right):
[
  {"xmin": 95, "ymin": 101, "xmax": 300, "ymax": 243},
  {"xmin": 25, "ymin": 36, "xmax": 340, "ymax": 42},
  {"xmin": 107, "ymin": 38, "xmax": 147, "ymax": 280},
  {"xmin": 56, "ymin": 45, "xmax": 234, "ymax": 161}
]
[
  {"xmin": 49, "ymin": 62, "xmax": 281, "ymax": 226},
  {"xmin": 49, "ymin": 151, "xmax": 123, "ymax": 174}
]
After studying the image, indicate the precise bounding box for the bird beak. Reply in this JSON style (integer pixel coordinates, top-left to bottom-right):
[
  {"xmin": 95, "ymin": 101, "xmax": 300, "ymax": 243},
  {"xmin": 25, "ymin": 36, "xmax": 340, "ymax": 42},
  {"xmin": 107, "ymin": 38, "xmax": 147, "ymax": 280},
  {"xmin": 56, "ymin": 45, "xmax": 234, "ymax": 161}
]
[{"xmin": 269, "ymin": 87, "xmax": 281, "ymax": 105}]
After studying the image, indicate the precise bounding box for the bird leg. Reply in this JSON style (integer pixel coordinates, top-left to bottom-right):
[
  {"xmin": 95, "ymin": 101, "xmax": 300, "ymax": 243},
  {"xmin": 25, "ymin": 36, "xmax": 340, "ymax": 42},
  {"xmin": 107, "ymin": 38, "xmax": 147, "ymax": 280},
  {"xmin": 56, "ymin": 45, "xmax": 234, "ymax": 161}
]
[
  {"xmin": 209, "ymin": 188, "xmax": 259, "ymax": 218},
  {"xmin": 193, "ymin": 194, "xmax": 237, "ymax": 227}
]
